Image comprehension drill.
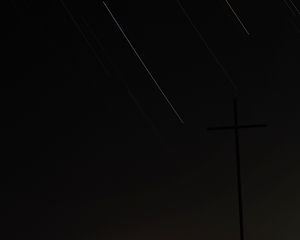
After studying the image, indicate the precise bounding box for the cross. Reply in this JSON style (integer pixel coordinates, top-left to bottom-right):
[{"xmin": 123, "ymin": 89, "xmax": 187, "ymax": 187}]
[{"xmin": 207, "ymin": 98, "xmax": 267, "ymax": 240}]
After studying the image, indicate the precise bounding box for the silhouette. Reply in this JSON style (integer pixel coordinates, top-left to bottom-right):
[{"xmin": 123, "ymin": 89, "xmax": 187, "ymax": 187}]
[{"xmin": 207, "ymin": 98, "xmax": 267, "ymax": 240}]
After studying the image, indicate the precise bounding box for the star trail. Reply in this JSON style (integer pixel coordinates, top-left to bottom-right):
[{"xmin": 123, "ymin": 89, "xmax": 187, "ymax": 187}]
[
  {"xmin": 4, "ymin": 1, "xmax": 300, "ymax": 240},
  {"xmin": 103, "ymin": 1, "xmax": 185, "ymax": 124},
  {"xmin": 288, "ymin": 0, "xmax": 300, "ymax": 14},
  {"xmin": 283, "ymin": 0, "xmax": 298, "ymax": 16},
  {"xmin": 176, "ymin": 0, "xmax": 238, "ymax": 91},
  {"xmin": 224, "ymin": 0, "xmax": 250, "ymax": 35}
]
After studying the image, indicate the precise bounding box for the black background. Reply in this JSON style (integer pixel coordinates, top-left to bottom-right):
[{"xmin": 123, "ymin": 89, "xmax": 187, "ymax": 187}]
[{"xmin": 3, "ymin": 0, "xmax": 300, "ymax": 239}]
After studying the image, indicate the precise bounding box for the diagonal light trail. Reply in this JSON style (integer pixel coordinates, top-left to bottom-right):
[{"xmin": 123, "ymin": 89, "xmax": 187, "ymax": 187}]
[
  {"xmin": 58, "ymin": 0, "xmax": 111, "ymax": 77},
  {"xmin": 81, "ymin": 17, "xmax": 168, "ymax": 147},
  {"xmin": 282, "ymin": 0, "xmax": 300, "ymax": 34},
  {"xmin": 176, "ymin": 0, "xmax": 238, "ymax": 92},
  {"xmin": 102, "ymin": 1, "xmax": 185, "ymax": 124},
  {"xmin": 224, "ymin": 0, "xmax": 250, "ymax": 35},
  {"xmin": 288, "ymin": 0, "xmax": 300, "ymax": 14},
  {"xmin": 59, "ymin": 0, "xmax": 167, "ymax": 147},
  {"xmin": 283, "ymin": 0, "xmax": 297, "ymax": 16}
]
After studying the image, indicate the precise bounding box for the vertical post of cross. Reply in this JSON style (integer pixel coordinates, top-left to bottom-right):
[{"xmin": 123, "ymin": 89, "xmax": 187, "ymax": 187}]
[
  {"xmin": 207, "ymin": 98, "xmax": 267, "ymax": 240},
  {"xmin": 233, "ymin": 98, "xmax": 244, "ymax": 240}
]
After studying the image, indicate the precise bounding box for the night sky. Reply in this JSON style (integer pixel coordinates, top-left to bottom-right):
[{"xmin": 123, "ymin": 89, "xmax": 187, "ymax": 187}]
[{"xmin": 3, "ymin": 0, "xmax": 300, "ymax": 239}]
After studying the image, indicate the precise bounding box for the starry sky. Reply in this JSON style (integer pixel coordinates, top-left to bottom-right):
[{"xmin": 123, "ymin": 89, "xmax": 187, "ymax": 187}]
[{"xmin": 3, "ymin": 0, "xmax": 300, "ymax": 239}]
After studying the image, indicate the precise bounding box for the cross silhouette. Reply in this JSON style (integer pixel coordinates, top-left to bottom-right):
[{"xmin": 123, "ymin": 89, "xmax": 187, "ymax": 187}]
[{"xmin": 207, "ymin": 98, "xmax": 267, "ymax": 240}]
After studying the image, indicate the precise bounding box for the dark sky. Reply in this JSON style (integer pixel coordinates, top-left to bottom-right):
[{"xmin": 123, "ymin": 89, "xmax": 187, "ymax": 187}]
[{"xmin": 3, "ymin": 0, "xmax": 300, "ymax": 239}]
